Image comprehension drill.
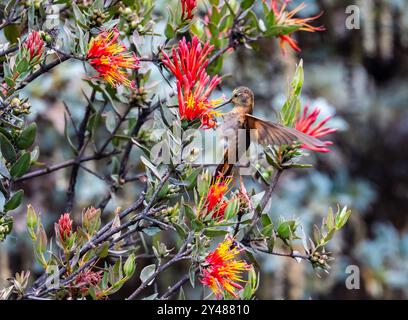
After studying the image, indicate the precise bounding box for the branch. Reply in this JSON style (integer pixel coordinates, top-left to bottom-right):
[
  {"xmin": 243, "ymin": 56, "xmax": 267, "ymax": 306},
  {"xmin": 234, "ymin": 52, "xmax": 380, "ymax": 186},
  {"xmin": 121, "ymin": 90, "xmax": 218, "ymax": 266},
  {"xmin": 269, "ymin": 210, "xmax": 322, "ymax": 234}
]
[
  {"xmin": 127, "ymin": 233, "xmax": 193, "ymax": 300},
  {"xmin": 243, "ymin": 169, "xmax": 283, "ymax": 242},
  {"xmin": 14, "ymin": 152, "xmax": 117, "ymax": 183},
  {"xmin": 159, "ymin": 271, "xmax": 196, "ymax": 300},
  {"xmin": 65, "ymin": 90, "xmax": 96, "ymax": 212},
  {"xmin": 254, "ymin": 247, "xmax": 309, "ymax": 261}
]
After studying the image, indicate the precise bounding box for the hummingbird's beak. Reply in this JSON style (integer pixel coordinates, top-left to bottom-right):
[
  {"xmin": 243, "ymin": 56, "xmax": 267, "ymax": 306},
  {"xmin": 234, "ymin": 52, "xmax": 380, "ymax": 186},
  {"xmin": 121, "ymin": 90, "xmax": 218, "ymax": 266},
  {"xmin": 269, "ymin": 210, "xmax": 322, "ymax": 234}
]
[{"xmin": 215, "ymin": 98, "xmax": 232, "ymax": 110}]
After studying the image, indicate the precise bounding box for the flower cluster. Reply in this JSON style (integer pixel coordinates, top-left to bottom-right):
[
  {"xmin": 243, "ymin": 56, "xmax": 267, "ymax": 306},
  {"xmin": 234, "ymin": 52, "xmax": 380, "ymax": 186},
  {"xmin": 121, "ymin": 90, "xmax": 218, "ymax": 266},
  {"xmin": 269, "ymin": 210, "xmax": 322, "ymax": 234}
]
[
  {"xmin": 86, "ymin": 28, "xmax": 139, "ymax": 87},
  {"xmin": 162, "ymin": 36, "xmax": 222, "ymax": 129},
  {"xmin": 269, "ymin": 0, "xmax": 324, "ymax": 53},
  {"xmin": 23, "ymin": 30, "xmax": 45, "ymax": 65},
  {"xmin": 295, "ymin": 106, "xmax": 336, "ymax": 153},
  {"xmin": 200, "ymin": 236, "xmax": 250, "ymax": 299},
  {"xmin": 74, "ymin": 269, "xmax": 102, "ymax": 295},
  {"xmin": 57, "ymin": 213, "xmax": 73, "ymax": 242},
  {"xmin": 181, "ymin": 0, "xmax": 197, "ymax": 20},
  {"xmin": 202, "ymin": 176, "xmax": 233, "ymax": 219}
]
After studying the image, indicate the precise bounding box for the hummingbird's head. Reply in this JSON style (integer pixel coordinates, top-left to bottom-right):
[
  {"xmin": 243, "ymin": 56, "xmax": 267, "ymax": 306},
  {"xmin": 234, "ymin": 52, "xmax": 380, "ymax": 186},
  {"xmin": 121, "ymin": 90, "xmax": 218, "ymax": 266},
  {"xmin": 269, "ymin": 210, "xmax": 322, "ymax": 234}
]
[{"xmin": 231, "ymin": 86, "xmax": 254, "ymax": 108}]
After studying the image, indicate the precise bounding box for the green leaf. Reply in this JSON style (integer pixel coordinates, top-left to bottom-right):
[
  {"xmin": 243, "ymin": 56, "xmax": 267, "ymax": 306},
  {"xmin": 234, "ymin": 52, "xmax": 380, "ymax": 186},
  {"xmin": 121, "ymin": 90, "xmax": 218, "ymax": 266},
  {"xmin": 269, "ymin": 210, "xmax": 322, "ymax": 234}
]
[
  {"xmin": 105, "ymin": 111, "xmax": 117, "ymax": 133},
  {"xmin": 16, "ymin": 58, "xmax": 30, "ymax": 74},
  {"xmin": 241, "ymin": 0, "xmax": 255, "ymax": 10},
  {"xmin": 224, "ymin": 198, "xmax": 240, "ymax": 220},
  {"xmin": 0, "ymin": 132, "xmax": 17, "ymax": 162},
  {"xmin": 336, "ymin": 206, "xmax": 352, "ymax": 229},
  {"xmin": 4, "ymin": 189, "xmax": 24, "ymax": 211},
  {"xmin": 203, "ymin": 228, "xmax": 228, "ymax": 237},
  {"xmin": 10, "ymin": 152, "xmax": 31, "ymax": 178},
  {"xmin": 16, "ymin": 123, "xmax": 37, "ymax": 150},
  {"xmin": 280, "ymin": 60, "xmax": 304, "ymax": 127},
  {"xmin": 123, "ymin": 254, "xmax": 136, "ymax": 278},
  {"xmin": 184, "ymin": 204, "xmax": 196, "ymax": 222},
  {"xmin": 277, "ymin": 220, "xmax": 297, "ymax": 240},
  {"xmin": 4, "ymin": 24, "xmax": 20, "ymax": 44},
  {"xmin": 141, "ymin": 155, "xmax": 162, "ymax": 180},
  {"xmin": 140, "ymin": 264, "xmax": 156, "ymax": 284},
  {"xmin": 165, "ymin": 22, "xmax": 174, "ymax": 39},
  {"xmin": 72, "ymin": 2, "xmax": 87, "ymax": 25},
  {"xmin": 97, "ymin": 242, "xmax": 110, "ymax": 258},
  {"xmin": 261, "ymin": 214, "xmax": 272, "ymax": 227}
]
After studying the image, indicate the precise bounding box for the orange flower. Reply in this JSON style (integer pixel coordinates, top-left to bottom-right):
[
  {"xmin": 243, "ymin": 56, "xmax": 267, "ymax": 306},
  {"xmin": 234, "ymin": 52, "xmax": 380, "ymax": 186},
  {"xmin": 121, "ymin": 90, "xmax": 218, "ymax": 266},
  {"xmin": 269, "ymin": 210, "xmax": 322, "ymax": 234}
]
[
  {"xmin": 86, "ymin": 28, "xmax": 139, "ymax": 87},
  {"xmin": 203, "ymin": 176, "xmax": 233, "ymax": 218},
  {"xmin": 201, "ymin": 236, "xmax": 250, "ymax": 299},
  {"xmin": 294, "ymin": 106, "xmax": 336, "ymax": 153},
  {"xmin": 268, "ymin": 0, "xmax": 324, "ymax": 53},
  {"xmin": 162, "ymin": 36, "xmax": 222, "ymax": 129}
]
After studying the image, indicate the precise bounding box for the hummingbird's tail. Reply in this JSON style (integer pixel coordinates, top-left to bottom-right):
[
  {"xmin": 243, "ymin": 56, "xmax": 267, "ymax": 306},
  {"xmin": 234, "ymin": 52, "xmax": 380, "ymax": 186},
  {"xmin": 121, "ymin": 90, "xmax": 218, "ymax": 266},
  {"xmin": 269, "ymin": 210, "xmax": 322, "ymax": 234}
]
[{"xmin": 214, "ymin": 150, "xmax": 234, "ymax": 179}]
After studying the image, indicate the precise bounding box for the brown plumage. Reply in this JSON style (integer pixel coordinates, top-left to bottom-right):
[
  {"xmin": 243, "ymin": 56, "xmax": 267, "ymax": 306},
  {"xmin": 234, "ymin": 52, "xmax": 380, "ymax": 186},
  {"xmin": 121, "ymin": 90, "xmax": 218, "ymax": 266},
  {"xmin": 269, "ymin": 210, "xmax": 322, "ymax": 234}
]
[{"xmin": 214, "ymin": 86, "xmax": 324, "ymax": 177}]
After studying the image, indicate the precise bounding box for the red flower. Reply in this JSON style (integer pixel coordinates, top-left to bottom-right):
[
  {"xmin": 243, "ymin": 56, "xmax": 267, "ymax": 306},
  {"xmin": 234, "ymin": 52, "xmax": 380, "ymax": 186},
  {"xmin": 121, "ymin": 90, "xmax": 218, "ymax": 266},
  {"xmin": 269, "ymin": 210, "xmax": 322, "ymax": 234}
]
[
  {"xmin": 58, "ymin": 213, "xmax": 73, "ymax": 241},
  {"xmin": 295, "ymin": 106, "xmax": 336, "ymax": 153},
  {"xmin": 201, "ymin": 236, "xmax": 250, "ymax": 299},
  {"xmin": 268, "ymin": 0, "xmax": 324, "ymax": 54},
  {"xmin": 203, "ymin": 176, "xmax": 233, "ymax": 218},
  {"xmin": 181, "ymin": 0, "xmax": 197, "ymax": 20},
  {"xmin": 86, "ymin": 28, "xmax": 139, "ymax": 87},
  {"xmin": 162, "ymin": 36, "xmax": 222, "ymax": 129},
  {"xmin": 74, "ymin": 269, "xmax": 102, "ymax": 295},
  {"xmin": 24, "ymin": 30, "xmax": 44, "ymax": 63}
]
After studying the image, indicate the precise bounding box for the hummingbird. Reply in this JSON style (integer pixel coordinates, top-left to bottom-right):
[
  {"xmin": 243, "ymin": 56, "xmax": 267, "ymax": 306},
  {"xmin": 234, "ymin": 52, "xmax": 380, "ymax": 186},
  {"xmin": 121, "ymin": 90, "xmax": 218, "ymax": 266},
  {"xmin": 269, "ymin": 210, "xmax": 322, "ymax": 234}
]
[{"xmin": 214, "ymin": 86, "xmax": 324, "ymax": 177}]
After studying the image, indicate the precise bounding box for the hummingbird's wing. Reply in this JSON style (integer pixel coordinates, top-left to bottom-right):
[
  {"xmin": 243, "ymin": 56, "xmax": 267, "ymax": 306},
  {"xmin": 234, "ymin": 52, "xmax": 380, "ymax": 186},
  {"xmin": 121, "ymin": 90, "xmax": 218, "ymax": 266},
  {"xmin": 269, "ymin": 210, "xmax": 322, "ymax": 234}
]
[{"xmin": 246, "ymin": 114, "xmax": 325, "ymax": 148}]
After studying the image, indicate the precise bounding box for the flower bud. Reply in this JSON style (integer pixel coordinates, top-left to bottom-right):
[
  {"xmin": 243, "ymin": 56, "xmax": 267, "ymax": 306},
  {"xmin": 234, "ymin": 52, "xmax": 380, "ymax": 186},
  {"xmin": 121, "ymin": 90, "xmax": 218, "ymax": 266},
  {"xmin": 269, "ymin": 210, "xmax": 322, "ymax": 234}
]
[
  {"xmin": 57, "ymin": 213, "xmax": 72, "ymax": 242},
  {"xmin": 24, "ymin": 30, "xmax": 45, "ymax": 63},
  {"xmin": 124, "ymin": 253, "xmax": 136, "ymax": 277}
]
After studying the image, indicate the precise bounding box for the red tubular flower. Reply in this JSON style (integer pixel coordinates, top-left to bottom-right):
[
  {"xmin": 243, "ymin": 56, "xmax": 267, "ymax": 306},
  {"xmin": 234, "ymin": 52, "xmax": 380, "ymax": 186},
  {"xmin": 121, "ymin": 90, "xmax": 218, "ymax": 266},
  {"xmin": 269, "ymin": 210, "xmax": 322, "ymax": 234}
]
[
  {"xmin": 201, "ymin": 236, "xmax": 250, "ymax": 299},
  {"xmin": 295, "ymin": 106, "xmax": 337, "ymax": 153},
  {"xmin": 58, "ymin": 213, "xmax": 73, "ymax": 241},
  {"xmin": 181, "ymin": 0, "xmax": 197, "ymax": 20},
  {"xmin": 86, "ymin": 28, "xmax": 139, "ymax": 87},
  {"xmin": 203, "ymin": 176, "xmax": 233, "ymax": 218},
  {"xmin": 268, "ymin": 0, "xmax": 324, "ymax": 54},
  {"xmin": 24, "ymin": 30, "xmax": 45, "ymax": 62},
  {"xmin": 162, "ymin": 36, "xmax": 222, "ymax": 129}
]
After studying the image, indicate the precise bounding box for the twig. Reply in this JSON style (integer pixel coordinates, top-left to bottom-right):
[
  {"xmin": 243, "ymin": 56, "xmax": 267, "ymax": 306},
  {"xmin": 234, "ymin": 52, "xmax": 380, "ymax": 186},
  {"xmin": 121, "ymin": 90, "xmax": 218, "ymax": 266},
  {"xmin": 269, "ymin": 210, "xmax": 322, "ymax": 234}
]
[
  {"xmin": 65, "ymin": 90, "xmax": 96, "ymax": 212},
  {"xmin": 127, "ymin": 233, "xmax": 193, "ymax": 300},
  {"xmin": 254, "ymin": 247, "xmax": 309, "ymax": 261},
  {"xmin": 14, "ymin": 152, "xmax": 117, "ymax": 183},
  {"xmin": 243, "ymin": 169, "xmax": 283, "ymax": 243},
  {"xmin": 159, "ymin": 271, "xmax": 196, "ymax": 300}
]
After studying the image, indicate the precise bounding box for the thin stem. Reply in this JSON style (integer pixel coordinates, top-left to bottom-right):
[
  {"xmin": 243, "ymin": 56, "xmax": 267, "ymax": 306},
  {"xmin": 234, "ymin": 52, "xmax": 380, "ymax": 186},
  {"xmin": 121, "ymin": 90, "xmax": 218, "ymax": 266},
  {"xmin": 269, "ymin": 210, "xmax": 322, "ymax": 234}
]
[
  {"xmin": 159, "ymin": 271, "xmax": 196, "ymax": 300},
  {"xmin": 65, "ymin": 90, "xmax": 96, "ymax": 212},
  {"xmin": 243, "ymin": 169, "xmax": 283, "ymax": 242},
  {"xmin": 14, "ymin": 152, "xmax": 116, "ymax": 183},
  {"xmin": 127, "ymin": 234, "xmax": 193, "ymax": 300},
  {"xmin": 255, "ymin": 247, "xmax": 309, "ymax": 261}
]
